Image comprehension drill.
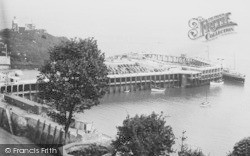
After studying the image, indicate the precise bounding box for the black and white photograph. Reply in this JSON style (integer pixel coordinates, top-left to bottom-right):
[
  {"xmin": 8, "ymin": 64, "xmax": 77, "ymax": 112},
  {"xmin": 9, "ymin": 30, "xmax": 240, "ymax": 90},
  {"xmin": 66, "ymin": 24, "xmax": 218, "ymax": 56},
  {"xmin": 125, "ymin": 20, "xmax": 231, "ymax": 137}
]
[{"xmin": 0, "ymin": 0, "xmax": 250, "ymax": 155}]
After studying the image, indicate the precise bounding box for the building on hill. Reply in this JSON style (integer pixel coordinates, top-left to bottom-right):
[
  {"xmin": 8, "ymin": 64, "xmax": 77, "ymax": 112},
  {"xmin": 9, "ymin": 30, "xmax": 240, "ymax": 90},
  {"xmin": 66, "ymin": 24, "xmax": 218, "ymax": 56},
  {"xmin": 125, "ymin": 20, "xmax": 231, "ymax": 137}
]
[
  {"xmin": 25, "ymin": 23, "xmax": 36, "ymax": 30},
  {"xmin": 12, "ymin": 16, "xmax": 19, "ymax": 32},
  {"xmin": 12, "ymin": 16, "xmax": 36, "ymax": 32}
]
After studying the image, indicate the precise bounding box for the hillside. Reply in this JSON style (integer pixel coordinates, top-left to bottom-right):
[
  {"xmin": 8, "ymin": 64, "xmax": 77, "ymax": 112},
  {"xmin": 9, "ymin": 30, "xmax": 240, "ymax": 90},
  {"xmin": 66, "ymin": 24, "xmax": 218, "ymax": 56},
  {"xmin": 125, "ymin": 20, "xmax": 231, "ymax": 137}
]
[{"xmin": 0, "ymin": 29, "xmax": 68, "ymax": 69}]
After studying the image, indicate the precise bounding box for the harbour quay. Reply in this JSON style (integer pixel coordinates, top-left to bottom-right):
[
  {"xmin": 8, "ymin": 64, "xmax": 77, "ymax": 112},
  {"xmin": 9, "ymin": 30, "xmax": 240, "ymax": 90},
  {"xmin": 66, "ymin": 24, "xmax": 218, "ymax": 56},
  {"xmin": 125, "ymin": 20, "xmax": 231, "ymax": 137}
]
[
  {"xmin": 0, "ymin": 53, "xmax": 223, "ymax": 97},
  {"xmin": 104, "ymin": 53, "xmax": 223, "ymax": 93}
]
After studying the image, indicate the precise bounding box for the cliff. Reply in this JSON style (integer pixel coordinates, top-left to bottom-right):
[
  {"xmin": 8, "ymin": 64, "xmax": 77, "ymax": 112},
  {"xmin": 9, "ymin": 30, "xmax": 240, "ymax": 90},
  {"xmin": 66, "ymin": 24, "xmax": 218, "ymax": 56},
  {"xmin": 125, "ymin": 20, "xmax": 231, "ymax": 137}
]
[{"xmin": 0, "ymin": 29, "xmax": 68, "ymax": 69}]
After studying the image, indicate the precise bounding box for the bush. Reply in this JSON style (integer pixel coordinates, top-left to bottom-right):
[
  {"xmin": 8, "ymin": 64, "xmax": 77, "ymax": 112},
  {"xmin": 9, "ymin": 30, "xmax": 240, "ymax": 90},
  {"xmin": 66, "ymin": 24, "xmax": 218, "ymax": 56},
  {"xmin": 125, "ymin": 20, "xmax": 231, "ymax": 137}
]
[
  {"xmin": 46, "ymin": 110, "xmax": 66, "ymax": 125},
  {"xmin": 68, "ymin": 144, "xmax": 109, "ymax": 156},
  {"xmin": 41, "ymin": 34, "xmax": 46, "ymax": 39},
  {"xmin": 179, "ymin": 148, "xmax": 205, "ymax": 156},
  {"xmin": 46, "ymin": 110, "xmax": 76, "ymax": 128},
  {"xmin": 112, "ymin": 112, "xmax": 175, "ymax": 156},
  {"xmin": 228, "ymin": 137, "xmax": 250, "ymax": 156}
]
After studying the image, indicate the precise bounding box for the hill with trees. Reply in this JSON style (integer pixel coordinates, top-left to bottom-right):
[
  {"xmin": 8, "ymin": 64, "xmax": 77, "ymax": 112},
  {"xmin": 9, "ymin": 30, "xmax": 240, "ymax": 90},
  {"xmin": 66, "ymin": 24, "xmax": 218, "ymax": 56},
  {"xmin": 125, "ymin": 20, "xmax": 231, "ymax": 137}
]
[{"xmin": 0, "ymin": 28, "xmax": 68, "ymax": 69}]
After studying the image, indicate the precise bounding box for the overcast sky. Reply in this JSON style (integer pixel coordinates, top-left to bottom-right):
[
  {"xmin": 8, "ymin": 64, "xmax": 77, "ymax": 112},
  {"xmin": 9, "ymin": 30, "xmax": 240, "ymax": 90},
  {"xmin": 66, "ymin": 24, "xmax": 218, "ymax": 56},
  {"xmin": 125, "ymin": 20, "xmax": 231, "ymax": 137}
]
[{"xmin": 1, "ymin": 0, "xmax": 250, "ymax": 61}]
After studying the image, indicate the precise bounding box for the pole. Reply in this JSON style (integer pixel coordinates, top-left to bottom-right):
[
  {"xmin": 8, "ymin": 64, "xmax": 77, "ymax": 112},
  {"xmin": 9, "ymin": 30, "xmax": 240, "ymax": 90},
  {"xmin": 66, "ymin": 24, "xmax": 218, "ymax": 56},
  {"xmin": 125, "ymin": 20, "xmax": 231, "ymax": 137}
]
[
  {"xmin": 234, "ymin": 53, "xmax": 236, "ymax": 70},
  {"xmin": 207, "ymin": 46, "xmax": 209, "ymax": 60},
  {"xmin": 5, "ymin": 44, "xmax": 7, "ymax": 57}
]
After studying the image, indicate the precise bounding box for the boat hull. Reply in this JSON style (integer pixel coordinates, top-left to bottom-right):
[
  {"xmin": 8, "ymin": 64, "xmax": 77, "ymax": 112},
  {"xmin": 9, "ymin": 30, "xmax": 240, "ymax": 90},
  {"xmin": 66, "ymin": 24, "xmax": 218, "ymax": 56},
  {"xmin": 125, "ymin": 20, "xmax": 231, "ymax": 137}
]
[
  {"xmin": 151, "ymin": 88, "xmax": 166, "ymax": 92},
  {"xmin": 200, "ymin": 101, "xmax": 210, "ymax": 107},
  {"xmin": 210, "ymin": 81, "xmax": 224, "ymax": 86},
  {"xmin": 222, "ymin": 73, "xmax": 245, "ymax": 83}
]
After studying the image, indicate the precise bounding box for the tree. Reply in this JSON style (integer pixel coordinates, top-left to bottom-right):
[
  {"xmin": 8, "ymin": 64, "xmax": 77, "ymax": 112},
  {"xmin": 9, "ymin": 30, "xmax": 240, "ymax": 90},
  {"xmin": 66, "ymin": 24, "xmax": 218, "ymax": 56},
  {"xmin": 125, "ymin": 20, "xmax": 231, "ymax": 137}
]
[
  {"xmin": 228, "ymin": 137, "xmax": 250, "ymax": 156},
  {"xmin": 37, "ymin": 38, "xmax": 109, "ymax": 139},
  {"xmin": 112, "ymin": 112, "xmax": 175, "ymax": 156}
]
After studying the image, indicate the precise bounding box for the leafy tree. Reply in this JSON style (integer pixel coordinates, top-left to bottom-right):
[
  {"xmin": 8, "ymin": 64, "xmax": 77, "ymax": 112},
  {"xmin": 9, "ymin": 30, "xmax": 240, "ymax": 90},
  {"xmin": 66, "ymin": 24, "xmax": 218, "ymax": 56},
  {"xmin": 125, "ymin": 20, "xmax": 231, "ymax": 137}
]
[
  {"xmin": 228, "ymin": 137, "xmax": 250, "ymax": 156},
  {"xmin": 112, "ymin": 112, "xmax": 175, "ymax": 156},
  {"xmin": 37, "ymin": 38, "xmax": 109, "ymax": 139}
]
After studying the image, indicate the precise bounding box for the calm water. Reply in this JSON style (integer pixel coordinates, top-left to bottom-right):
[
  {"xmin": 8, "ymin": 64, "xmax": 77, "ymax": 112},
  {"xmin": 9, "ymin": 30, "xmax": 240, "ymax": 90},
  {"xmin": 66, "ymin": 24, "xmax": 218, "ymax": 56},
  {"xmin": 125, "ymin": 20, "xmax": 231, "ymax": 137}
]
[
  {"xmin": 76, "ymin": 80, "xmax": 250, "ymax": 155},
  {"xmin": 21, "ymin": 59, "xmax": 250, "ymax": 155}
]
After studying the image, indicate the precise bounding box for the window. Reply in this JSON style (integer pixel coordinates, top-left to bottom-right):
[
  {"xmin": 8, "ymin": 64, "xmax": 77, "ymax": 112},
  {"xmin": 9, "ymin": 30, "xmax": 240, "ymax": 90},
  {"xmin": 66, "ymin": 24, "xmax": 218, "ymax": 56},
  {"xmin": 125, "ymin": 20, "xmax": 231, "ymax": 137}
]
[
  {"xmin": 116, "ymin": 78, "xmax": 120, "ymax": 83},
  {"xmin": 156, "ymin": 75, "xmax": 159, "ymax": 80}
]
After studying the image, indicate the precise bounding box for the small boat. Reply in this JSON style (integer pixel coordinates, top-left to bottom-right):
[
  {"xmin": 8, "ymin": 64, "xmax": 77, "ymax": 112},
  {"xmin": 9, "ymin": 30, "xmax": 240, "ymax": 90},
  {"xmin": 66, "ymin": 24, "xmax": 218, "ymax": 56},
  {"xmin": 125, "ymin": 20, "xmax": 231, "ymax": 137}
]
[
  {"xmin": 124, "ymin": 90, "xmax": 130, "ymax": 93},
  {"xmin": 200, "ymin": 90, "xmax": 210, "ymax": 107},
  {"xmin": 210, "ymin": 79, "xmax": 224, "ymax": 86},
  {"xmin": 151, "ymin": 87, "xmax": 166, "ymax": 92},
  {"xmin": 200, "ymin": 101, "xmax": 210, "ymax": 107}
]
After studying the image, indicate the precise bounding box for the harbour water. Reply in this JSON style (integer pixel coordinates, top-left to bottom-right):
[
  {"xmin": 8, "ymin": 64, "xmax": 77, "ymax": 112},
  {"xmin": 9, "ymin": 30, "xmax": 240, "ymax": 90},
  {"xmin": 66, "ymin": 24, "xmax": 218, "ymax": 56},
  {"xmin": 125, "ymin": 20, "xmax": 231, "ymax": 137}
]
[{"xmin": 77, "ymin": 80, "xmax": 250, "ymax": 155}]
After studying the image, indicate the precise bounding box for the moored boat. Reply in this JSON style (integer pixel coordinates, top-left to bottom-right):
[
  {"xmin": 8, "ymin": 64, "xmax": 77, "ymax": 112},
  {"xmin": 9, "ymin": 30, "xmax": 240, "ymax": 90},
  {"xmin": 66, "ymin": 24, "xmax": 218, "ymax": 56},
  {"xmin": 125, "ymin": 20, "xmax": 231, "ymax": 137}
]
[
  {"xmin": 222, "ymin": 68, "xmax": 245, "ymax": 83},
  {"xmin": 151, "ymin": 87, "xmax": 166, "ymax": 92},
  {"xmin": 210, "ymin": 79, "xmax": 224, "ymax": 86},
  {"xmin": 200, "ymin": 90, "xmax": 210, "ymax": 107},
  {"xmin": 200, "ymin": 101, "xmax": 210, "ymax": 107},
  {"xmin": 124, "ymin": 90, "xmax": 130, "ymax": 93}
]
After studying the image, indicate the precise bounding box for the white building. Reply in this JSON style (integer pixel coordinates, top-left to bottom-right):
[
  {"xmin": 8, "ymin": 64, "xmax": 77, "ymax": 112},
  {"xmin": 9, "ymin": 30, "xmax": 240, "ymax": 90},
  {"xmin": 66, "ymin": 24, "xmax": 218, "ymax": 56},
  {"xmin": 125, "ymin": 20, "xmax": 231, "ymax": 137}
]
[{"xmin": 12, "ymin": 16, "xmax": 36, "ymax": 32}]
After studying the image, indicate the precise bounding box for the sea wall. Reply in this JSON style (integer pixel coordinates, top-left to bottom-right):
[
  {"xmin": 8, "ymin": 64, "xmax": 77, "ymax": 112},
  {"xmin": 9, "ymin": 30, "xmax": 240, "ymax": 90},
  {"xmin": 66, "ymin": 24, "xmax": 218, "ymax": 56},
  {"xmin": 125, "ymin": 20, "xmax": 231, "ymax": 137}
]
[
  {"xmin": 0, "ymin": 106, "xmax": 81, "ymax": 146},
  {"xmin": 4, "ymin": 94, "xmax": 48, "ymax": 114}
]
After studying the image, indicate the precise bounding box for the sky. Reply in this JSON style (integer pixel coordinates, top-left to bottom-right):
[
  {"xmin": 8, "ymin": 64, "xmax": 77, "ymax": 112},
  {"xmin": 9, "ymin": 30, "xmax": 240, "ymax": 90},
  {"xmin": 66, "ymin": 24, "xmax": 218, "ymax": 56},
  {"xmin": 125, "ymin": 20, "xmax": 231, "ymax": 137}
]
[{"xmin": 1, "ymin": 0, "xmax": 250, "ymax": 64}]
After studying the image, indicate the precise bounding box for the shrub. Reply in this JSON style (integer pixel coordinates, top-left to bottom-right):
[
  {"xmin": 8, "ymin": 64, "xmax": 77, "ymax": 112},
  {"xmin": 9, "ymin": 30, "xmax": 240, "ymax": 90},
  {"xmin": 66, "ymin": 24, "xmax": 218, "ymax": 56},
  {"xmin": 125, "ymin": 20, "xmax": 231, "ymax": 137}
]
[
  {"xmin": 112, "ymin": 112, "xmax": 175, "ymax": 156},
  {"xmin": 68, "ymin": 144, "xmax": 109, "ymax": 156},
  {"xmin": 228, "ymin": 137, "xmax": 250, "ymax": 156},
  {"xmin": 179, "ymin": 148, "xmax": 205, "ymax": 156}
]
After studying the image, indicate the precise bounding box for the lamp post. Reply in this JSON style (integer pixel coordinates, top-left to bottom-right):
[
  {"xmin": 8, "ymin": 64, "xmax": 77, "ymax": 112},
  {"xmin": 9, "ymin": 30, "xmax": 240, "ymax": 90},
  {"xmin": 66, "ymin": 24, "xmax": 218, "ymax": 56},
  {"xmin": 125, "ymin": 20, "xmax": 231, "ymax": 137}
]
[{"xmin": 217, "ymin": 58, "xmax": 224, "ymax": 68}]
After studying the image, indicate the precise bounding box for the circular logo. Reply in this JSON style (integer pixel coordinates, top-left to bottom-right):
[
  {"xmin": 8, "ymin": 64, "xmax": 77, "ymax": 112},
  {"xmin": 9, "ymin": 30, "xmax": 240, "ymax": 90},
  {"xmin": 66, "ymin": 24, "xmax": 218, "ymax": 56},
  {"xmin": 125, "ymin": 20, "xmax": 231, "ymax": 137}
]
[{"xmin": 5, "ymin": 148, "xmax": 11, "ymax": 153}]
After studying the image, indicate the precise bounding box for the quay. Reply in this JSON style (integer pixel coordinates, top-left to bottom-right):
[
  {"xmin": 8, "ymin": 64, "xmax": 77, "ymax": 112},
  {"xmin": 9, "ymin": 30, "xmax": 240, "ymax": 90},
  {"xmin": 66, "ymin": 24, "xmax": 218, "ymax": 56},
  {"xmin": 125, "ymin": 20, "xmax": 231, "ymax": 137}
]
[
  {"xmin": 0, "ymin": 53, "xmax": 223, "ymax": 98},
  {"xmin": 106, "ymin": 53, "xmax": 222, "ymax": 93}
]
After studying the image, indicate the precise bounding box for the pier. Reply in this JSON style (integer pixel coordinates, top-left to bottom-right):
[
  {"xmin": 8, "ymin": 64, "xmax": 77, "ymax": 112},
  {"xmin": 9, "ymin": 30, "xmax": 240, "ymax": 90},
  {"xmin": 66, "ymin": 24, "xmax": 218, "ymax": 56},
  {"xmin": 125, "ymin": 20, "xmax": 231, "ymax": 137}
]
[{"xmin": 0, "ymin": 53, "xmax": 223, "ymax": 98}]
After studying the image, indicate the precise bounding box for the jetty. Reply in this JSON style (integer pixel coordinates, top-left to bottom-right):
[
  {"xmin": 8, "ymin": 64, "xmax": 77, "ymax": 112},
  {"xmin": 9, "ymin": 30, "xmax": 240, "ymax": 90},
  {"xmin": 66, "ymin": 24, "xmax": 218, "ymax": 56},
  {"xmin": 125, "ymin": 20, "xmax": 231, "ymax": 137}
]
[
  {"xmin": 106, "ymin": 53, "xmax": 222, "ymax": 93},
  {"xmin": 0, "ymin": 53, "xmax": 223, "ymax": 97}
]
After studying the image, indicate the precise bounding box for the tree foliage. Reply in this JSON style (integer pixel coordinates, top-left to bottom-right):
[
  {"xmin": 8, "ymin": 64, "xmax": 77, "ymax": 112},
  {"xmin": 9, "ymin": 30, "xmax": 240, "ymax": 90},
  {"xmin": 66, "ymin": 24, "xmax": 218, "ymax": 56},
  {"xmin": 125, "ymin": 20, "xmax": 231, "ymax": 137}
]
[
  {"xmin": 112, "ymin": 112, "xmax": 175, "ymax": 156},
  {"xmin": 37, "ymin": 38, "xmax": 109, "ymax": 136},
  {"xmin": 68, "ymin": 144, "xmax": 109, "ymax": 156},
  {"xmin": 179, "ymin": 148, "xmax": 205, "ymax": 156},
  {"xmin": 228, "ymin": 137, "xmax": 250, "ymax": 156}
]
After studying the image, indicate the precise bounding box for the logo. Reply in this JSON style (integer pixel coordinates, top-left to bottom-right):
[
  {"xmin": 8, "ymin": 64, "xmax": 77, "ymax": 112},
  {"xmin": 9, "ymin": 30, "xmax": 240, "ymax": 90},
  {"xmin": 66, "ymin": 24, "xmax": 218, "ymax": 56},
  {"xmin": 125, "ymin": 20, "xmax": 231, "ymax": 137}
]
[
  {"xmin": 5, "ymin": 148, "xmax": 11, "ymax": 153},
  {"xmin": 188, "ymin": 12, "xmax": 237, "ymax": 41}
]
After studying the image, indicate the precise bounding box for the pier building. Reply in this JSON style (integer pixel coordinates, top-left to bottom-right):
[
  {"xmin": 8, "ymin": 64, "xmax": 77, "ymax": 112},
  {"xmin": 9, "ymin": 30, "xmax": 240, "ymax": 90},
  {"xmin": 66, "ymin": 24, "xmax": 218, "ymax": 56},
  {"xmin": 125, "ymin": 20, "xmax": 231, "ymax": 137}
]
[{"xmin": 106, "ymin": 53, "xmax": 222, "ymax": 93}]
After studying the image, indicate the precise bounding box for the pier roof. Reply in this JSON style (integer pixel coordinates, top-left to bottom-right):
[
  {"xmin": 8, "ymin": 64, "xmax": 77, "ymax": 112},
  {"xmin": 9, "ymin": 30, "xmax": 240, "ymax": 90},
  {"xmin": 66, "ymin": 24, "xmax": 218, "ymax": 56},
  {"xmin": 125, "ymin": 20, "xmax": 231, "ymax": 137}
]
[{"xmin": 108, "ymin": 70, "xmax": 200, "ymax": 78}]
